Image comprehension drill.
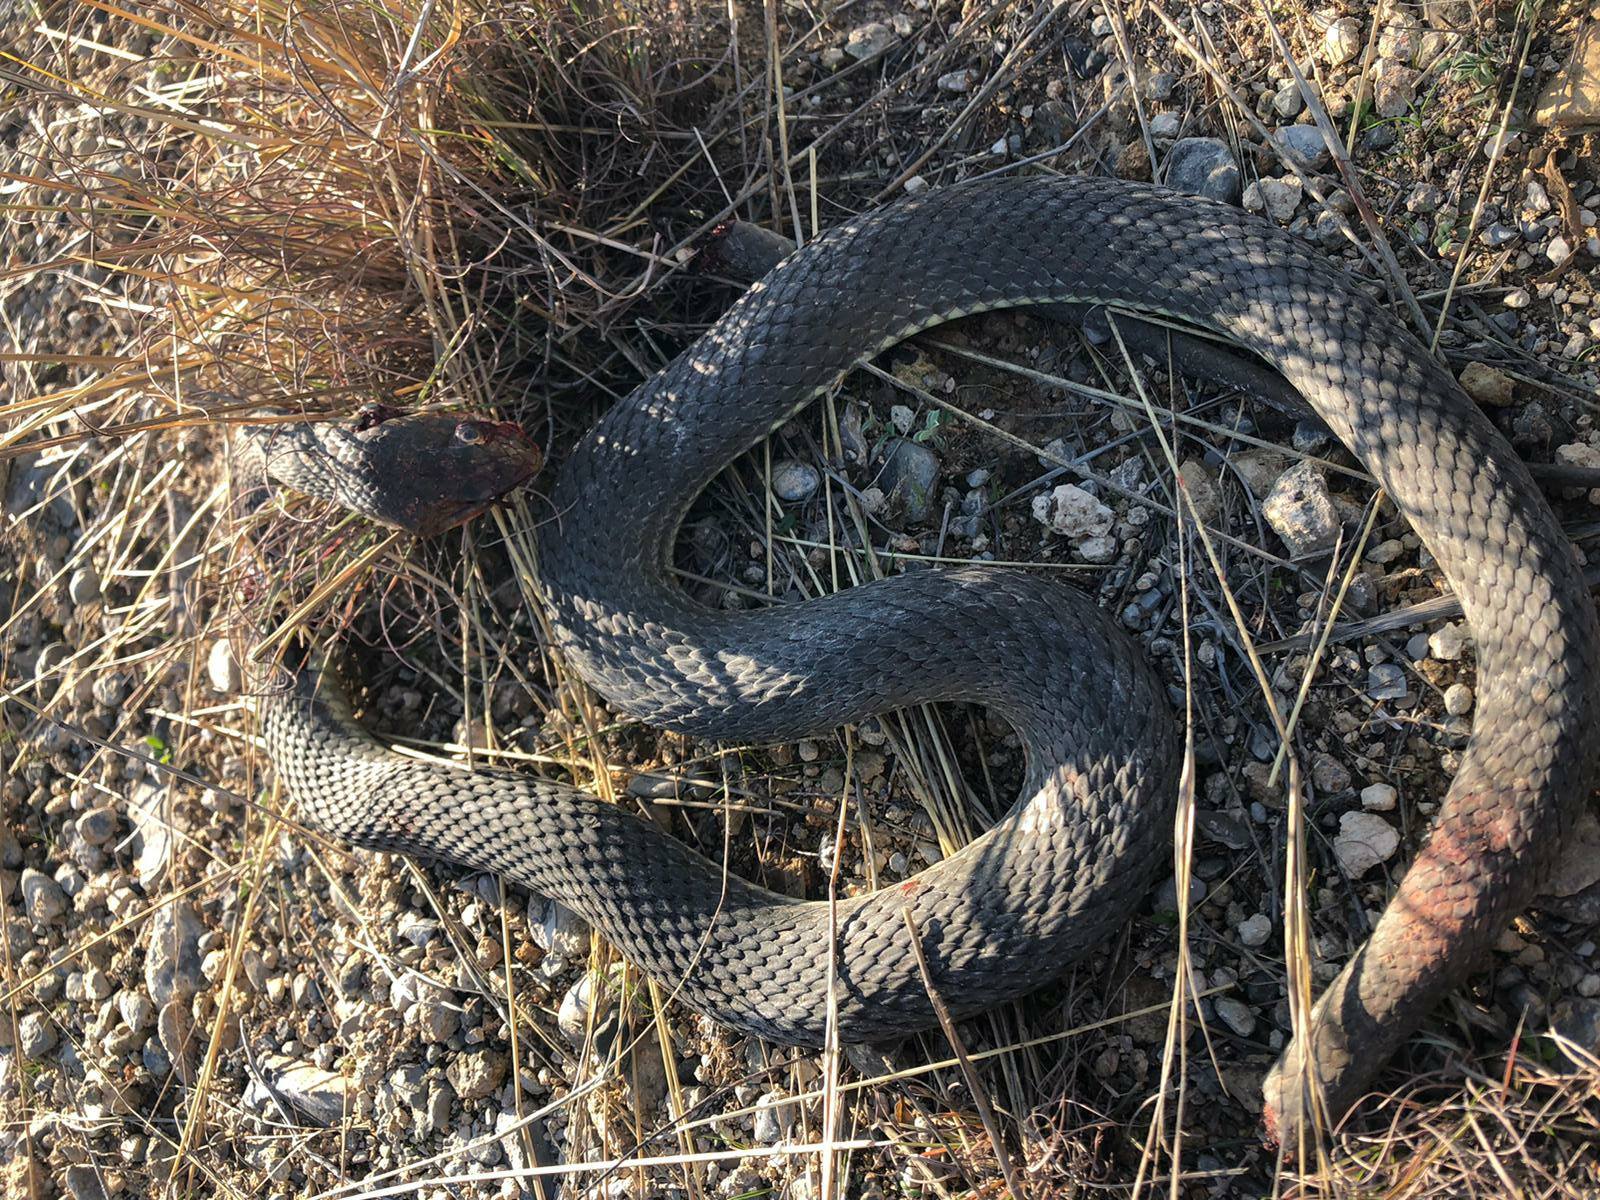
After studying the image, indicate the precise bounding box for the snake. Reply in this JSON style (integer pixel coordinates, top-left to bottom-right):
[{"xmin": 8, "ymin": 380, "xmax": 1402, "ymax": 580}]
[{"xmin": 254, "ymin": 176, "xmax": 1600, "ymax": 1147}]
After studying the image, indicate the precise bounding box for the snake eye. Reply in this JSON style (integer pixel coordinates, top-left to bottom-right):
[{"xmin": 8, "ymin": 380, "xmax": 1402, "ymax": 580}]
[{"xmin": 454, "ymin": 422, "xmax": 484, "ymax": 446}]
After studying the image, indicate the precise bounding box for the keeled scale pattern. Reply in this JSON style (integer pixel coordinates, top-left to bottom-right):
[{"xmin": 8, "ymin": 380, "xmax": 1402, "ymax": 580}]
[{"xmin": 265, "ymin": 177, "xmax": 1600, "ymax": 1144}]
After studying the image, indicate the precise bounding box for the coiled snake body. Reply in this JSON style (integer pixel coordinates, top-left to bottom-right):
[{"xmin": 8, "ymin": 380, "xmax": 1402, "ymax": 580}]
[{"xmin": 260, "ymin": 177, "xmax": 1600, "ymax": 1144}]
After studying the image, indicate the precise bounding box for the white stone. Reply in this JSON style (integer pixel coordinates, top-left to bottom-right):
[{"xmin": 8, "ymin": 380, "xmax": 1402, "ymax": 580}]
[
  {"xmin": 1360, "ymin": 782, "xmax": 1398, "ymax": 811},
  {"xmin": 1334, "ymin": 811, "xmax": 1400, "ymax": 876}
]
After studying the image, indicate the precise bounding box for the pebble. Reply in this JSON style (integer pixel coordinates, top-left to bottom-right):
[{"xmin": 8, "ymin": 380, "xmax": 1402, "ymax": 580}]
[
  {"xmin": 76, "ymin": 806, "xmax": 119, "ymax": 846},
  {"xmin": 1367, "ymin": 663, "xmax": 1407, "ymax": 701},
  {"xmin": 937, "ymin": 69, "xmax": 977, "ymax": 93},
  {"xmin": 1406, "ymin": 183, "xmax": 1443, "ymax": 214},
  {"xmin": 1275, "ymin": 124, "xmax": 1331, "ymax": 172},
  {"xmin": 1213, "ymin": 996, "xmax": 1256, "ymax": 1037},
  {"xmin": 844, "ymin": 22, "xmax": 895, "ymax": 62},
  {"xmin": 1237, "ymin": 913, "xmax": 1273, "ymax": 948},
  {"xmin": 144, "ymin": 901, "xmax": 206, "ymax": 1006},
  {"xmin": 771, "ymin": 460, "xmax": 820, "ymax": 503},
  {"xmin": 1458, "ymin": 362, "xmax": 1515, "ymax": 407},
  {"xmin": 1076, "ymin": 535, "xmax": 1118, "ymax": 564},
  {"xmin": 1272, "ymin": 81, "xmax": 1304, "ymax": 118},
  {"xmin": 1334, "ymin": 811, "xmax": 1400, "ymax": 876},
  {"xmin": 531, "ymin": 898, "xmax": 591, "ymax": 967},
  {"xmin": 68, "ymin": 565, "xmax": 101, "ymax": 605},
  {"xmin": 1310, "ymin": 752, "xmax": 1350, "ymax": 793},
  {"xmin": 1373, "ymin": 63, "xmax": 1417, "ymax": 117},
  {"xmin": 253, "ymin": 1053, "xmax": 350, "ymax": 1126},
  {"xmin": 415, "ymin": 990, "xmax": 461, "ymax": 1043},
  {"xmin": 119, "ymin": 990, "xmax": 156, "ymax": 1031},
  {"xmin": 1361, "ymin": 782, "xmax": 1398, "ymax": 811},
  {"xmin": 157, "ymin": 998, "xmax": 194, "ymax": 1083},
  {"xmin": 1263, "ymin": 461, "xmax": 1339, "ymax": 557},
  {"xmin": 1149, "ymin": 111, "xmax": 1181, "ymax": 138},
  {"xmin": 1365, "ymin": 537, "xmax": 1405, "ymax": 565},
  {"xmin": 879, "ymin": 438, "xmax": 941, "ymax": 523},
  {"xmin": 446, "ymin": 1048, "xmax": 507, "ymax": 1102},
  {"xmin": 1428, "ymin": 622, "xmax": 1467, "ymax": 661},
  {"xmin": 1246, "ymin": 176, "xmax": 1302, "ymax": 223},
  {"xmin": 62, "ymin": 1165, "xmax": 108, "ymax": 1200},
  {"xmin": 1164, "ymin": 137, "xmax": 1241, "ymax": 204},
  {"xmin": 557, "ymin": 971, "xmax": 614, "ymax": 1048},
  {"xmin": 1548, "ymin": 235, "xmax": 1574, "ymax": 265},
  {"xmin": 21, "ymin": 867, "xmax": 68, "ymax": 922},
  {"xmin": 21, "ymin": 1011, "xmax": 57, "ymax": 1059},
  {"xmin": 129, "ymin": 778, "xmax": 173, "ymax": 890},
  {"xmin": 1444, "ymin": 682, "xmax": 1474, "ymax": 716},
  {"xmin": 207, "ymin": 639, "xmax": 241, "ymax": 694},
  {"xmin": 1032, "ymin": 482, "xmax": 1113, "ymax": 540},
  {"xmin": 83, "ymin": 967, "xmax": 112, "ymax": 1001},
  {"xmin": 1323, "ymin": 17, "xmax": 1362, "ymax": 66},
  {"xmin": 1549, "ymin": 998, "xmax": 1600, "ymax": 1069},
  {"xmin": 1154, "ymin": 874, "xmax": 1207, "ymax": 913},
  {"xmin": 753, "ymin": 1090, "xmax": 794, "ymax": 1143}
]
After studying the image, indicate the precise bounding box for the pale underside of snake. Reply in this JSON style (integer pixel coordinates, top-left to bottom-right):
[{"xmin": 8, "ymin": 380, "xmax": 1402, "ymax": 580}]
[{"xmin": 252, "ymin": 176, "xmax": 1600, "ymax": 1150}]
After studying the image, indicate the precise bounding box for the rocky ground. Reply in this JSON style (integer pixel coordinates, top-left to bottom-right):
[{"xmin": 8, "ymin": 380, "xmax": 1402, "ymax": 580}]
[{"xmin": 4, "ymin": 2, "xmax": 1600, "ymax": 1197}]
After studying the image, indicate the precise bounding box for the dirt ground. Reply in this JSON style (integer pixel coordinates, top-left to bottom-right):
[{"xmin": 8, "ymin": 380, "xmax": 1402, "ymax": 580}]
[{"xmin": 3, "ymin": 1, "xmax": 1600, "ymax": 1197}]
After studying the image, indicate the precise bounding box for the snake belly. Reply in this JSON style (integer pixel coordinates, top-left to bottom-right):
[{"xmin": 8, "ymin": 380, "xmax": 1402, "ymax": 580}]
[{"xmin": 263, "ymin": 176, "xmax": 1600, "ymax": 1142}]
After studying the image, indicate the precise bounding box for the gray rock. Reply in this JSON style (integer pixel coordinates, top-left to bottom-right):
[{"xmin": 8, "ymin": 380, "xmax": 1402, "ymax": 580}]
[
  {"xmin": 1334, "ymin": 811, "xmax": 1399, "ymax": 876},
  {"xmin": 1323, "ymin": 17, "xmax": 1362, "ymax": 66},
  {"xmin": 753, "ymin": 1090, "xmax": 794, "ymax": 1143},
  {"xmin": 1444, "ymin": 683, "xmax": 1474, "ymax": 716},
  {"xmin": 144, "ymin": 900, "xmax": 205, "ymax": 1007},
  {"xmin": 937, "ymin": 68, "xmax": 977, "ymax": 93},
  {"xmin": 83, "ymin": 967, "xmax": 112, "ymax": 1001},
  {"xmin": 1164, "ymin": 137, "xmax": 1240, "ymax": 204},
  {"xmin": 1032, "ymin": 482, "xmax": 1113, "ymax": 540},
  {"xmin": 414, "ymin": 990, "xmax": 461, "ymax": 1043},
  {"xmin": 1196, "ymin": 809, "xmax": 1251, "ymax": 850},
  {"xmin": 1148, "ymin": 111, "xmax": 1181, "ymax": 138},
  {"xmin": 157, "ymin": 998, "xmax": 194, "ymax": 1083},
  {"xmin": 531, "ymin": 898, "xmax": 590, "ymax": 968},
  {"xmin": 1245, "ymin": 176, "xmax": 1302, "ymax": 222},
  {"xmin": 76, "ymin": 806, "xmax": 118, "ymax": 846},
  {"xmin": 129, "ymin": 779, "xmax": 173, "ymax": 891},
  {"xmin": 1153, "ymin": 874, "xmax": 1207, "ymax": 913},
  {"xmin": 1367, "ymin": 663, "xmax": 1407, "ymax": 701},
  {"xmin": 256, "ymin": 1053, "xmax": 351, "ymax": 1126},
  {"xmin": 1237, "ymin": 913, "xmax": 1273, "ymax": 948},
  {"xmin": 879, "ymin": 438, "xmax": 940, "ymax": 523},
  {"xmin": 4, "ymin": 450, "xmax": 78, "ymax": 533},
  {"xmin": 1031, "ymin": 99, "xmax": 1071, "ymax": 148},
  {"xmin": 771, "ymin": 460, "xmax": 820, "ymax": 503},
  {"xmin": 62, "ymin": 1165, "xmax": 108, "ymax": 1200},
  {"xmin": 1373, "ymin": 63, "xmax": 1417, "ymax": 117},
  {"xmin": 68, "ymin": 566, "xmax": 101, "ymax": 605},
  {"xmin": 1213, "ymin": 996, "xmax": 1256, "ymax": 1037},
  {"xmin": 118, "ymin": 989, "xmax": 155, "ymax": 1032},
  {"xmin": 1310, "ymin": 752, "xmax": 1350, "ymax": 793},
  {"xmin": 445, "ymin": 1048, "xmax": 507, "ymax": 1102},
  {"xmin": 20, "ymin": 1011, "xmax": 57, "ymax": 1059},
  {"xmin": 1428, "ymin": 621, "xmax": 1468, "ymax": 660},
  {"xmin": 844, "ymin": 22, "xmax": 896, "ymax": 62},
  {"xmin": 1263, "ymin": 461, "xmax": 1339, "ymax": 557},
  {"xmin": 557, "ymin": 971, "xmax": 616, "ymax": 1049},
  {"xmin": 1275, "ymin": 124, "xmax": 1331, "ymax": 172},
  {"xmin": 1272, "ymin": 81, "xmax": 1304, "ymax": 118},
  {"xmin": 21, "ymin": 868, "xmax": 67, "ymax": 923}
]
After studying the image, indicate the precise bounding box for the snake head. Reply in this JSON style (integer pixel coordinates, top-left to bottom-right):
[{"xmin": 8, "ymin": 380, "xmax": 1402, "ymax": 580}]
[{"xmin": 349, "ymin": 409, "xmax": 543, "ymax": 536}]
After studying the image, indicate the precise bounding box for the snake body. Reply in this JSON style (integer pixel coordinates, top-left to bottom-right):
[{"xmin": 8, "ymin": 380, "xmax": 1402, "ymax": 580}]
[{"xmin": 260, "ymin": 177, "xmax": 1600, "ymax": 1143}]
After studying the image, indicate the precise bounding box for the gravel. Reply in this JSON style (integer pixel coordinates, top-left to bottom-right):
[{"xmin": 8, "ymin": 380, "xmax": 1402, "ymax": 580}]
[{"xmin": 144, "ymin": 901, "xmax": 206, "ymax": 1007}]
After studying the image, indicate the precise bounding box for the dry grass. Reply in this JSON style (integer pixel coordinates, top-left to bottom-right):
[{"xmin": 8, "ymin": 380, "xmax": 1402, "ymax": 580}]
[{"xmin": 3, "ymin": 1, "xmax": 1599, "ymax": 1197}]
